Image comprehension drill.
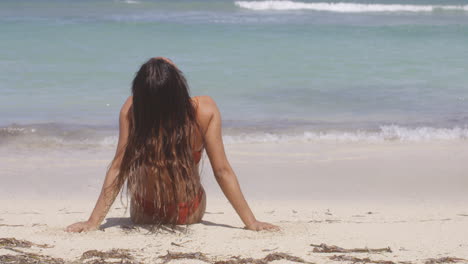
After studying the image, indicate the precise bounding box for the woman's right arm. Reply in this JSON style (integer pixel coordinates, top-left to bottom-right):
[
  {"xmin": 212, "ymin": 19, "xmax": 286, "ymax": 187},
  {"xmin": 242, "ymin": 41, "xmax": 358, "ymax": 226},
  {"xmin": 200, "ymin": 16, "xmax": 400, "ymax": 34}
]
[
  {"xmin": 66, "ymin": 97, "xmax": 132, "ymax": 232},
  {"xmin": 200, "ymin": 96, "xmax": 278, "ymax": 231}
]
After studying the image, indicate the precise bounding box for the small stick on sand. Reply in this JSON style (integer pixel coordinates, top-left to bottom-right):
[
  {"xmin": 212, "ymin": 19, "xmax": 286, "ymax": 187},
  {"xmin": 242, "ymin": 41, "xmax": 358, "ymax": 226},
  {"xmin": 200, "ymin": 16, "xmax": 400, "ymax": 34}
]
[
  {"xmin": 424, "ymin": 257, "xmax": 468, "ymax": 264},
  {"xmin": 3, "ymin": 247, "xmax": 27, "ymax": 254},
  {"xmin": 171, "ymin": 240, "xmax": 192, "ymax": 247},
  {"xmin": 0, "ymin": 224, "xmax": 24, "ymax": 227},
  {"xmin": 311, "ymin": 243, "xmax": 392, "ymax": 253},
  {"xmin": 329, "ymin": 255, "xmax": 396, "ymax": 264},
  {"xmin": 32, "ymin": 223, "xmax": 47, "ymax": 227},
  {"xmin": 262, "ymin": 247, "xmax": 279, "ymax": 252}
]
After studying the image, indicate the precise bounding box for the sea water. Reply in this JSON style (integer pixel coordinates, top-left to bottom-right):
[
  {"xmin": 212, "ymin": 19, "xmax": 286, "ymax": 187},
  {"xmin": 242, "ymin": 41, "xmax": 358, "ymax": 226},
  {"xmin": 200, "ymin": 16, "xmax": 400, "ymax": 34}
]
[{"xmin": 1, "ymin": 0, "xmax": 468, "ymax": 148}]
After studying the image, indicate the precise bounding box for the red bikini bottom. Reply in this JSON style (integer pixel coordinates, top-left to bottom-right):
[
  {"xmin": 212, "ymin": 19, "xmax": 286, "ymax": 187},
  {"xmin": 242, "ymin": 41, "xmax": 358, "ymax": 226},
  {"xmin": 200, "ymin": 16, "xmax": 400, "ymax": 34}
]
[{"xmin": 133, "ymin": 188, "xmax": 204, "ymax": 225}]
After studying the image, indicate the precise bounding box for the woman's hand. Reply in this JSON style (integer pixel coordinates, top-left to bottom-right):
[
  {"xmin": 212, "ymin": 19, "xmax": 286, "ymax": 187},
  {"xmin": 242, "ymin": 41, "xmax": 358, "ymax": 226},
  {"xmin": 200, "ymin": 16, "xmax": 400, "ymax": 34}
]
[
  {"xmin": 245, "ymin": 220, "xmax": 280, "ymax": 231},
  {"xmin": 64, "ymin": 98, "xmax": 130, "ymax": 234},
  {"xmin": 65, "ymin": 221, "xmax": 99, "ymax": 233}
]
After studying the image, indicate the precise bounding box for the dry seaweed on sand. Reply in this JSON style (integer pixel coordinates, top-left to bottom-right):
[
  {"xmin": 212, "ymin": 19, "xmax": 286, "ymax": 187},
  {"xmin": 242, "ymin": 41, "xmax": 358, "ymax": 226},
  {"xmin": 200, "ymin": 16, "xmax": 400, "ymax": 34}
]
[
  {"xmin": 424, "ymin": 257, "xmax": 468, "ymax": 264},
  {"xmin": 159, "ymin": 251, "xmax": 312, "ymax": 264},
  {"xmin": 214, "ymin": 252, "xmax": 314, "ymax": 264},
  {"xmin": 311, "ymin": 243, "xmax": 392, "ymax": 253},
  {"xmin": 159, "ymin": 251, "xmax": 211, "ymax": 264},
  {"xmin": 80, "ymin": 249, "xmax": 139, "ymax": 264},
  {"xmin": 263, "ymin": 252, "xmax": 313, "ymax": 264},
  {"xmin": 0, "ymin": 237, "xmax": 53, "ymax": 248},
  {"xmin": 0, "ymin": 252, "xmax": 65, "ymax": 264},
  {"xmin": 329, "ymin": 255, "xmax": 397, "ymax": 264}
]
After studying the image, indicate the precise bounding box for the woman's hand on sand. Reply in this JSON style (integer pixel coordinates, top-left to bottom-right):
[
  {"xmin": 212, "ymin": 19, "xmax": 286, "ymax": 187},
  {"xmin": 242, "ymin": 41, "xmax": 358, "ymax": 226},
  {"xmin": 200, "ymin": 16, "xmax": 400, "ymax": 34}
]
[
  {"xmin": 245, "ymin": 220, "xmax": 279, "ymax": 231},
  {"xmin": 65, "ymin": 221, "xmax": 99, "ymax": 233}
]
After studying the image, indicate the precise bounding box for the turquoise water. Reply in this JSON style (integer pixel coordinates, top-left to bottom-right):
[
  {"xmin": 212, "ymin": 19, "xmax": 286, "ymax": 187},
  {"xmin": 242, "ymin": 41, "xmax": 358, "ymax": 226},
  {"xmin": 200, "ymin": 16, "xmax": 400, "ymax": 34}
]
[{"xmin": 1, "ymin": 0, "xmax": 468, "ymax": 145}]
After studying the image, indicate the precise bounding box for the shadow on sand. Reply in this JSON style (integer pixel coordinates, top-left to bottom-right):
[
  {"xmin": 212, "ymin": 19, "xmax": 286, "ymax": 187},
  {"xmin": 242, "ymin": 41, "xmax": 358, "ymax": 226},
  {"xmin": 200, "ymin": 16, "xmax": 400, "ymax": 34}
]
[{"xmin": 99, "ymin": 217, "xmax": 240, "ymax": 232}]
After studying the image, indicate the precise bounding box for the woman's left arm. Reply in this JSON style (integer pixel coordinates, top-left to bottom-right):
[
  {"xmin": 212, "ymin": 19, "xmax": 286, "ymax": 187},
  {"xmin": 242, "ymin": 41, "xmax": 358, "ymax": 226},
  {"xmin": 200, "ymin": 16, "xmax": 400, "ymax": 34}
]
[{"xmin": 66, "ymin": 97, "xmax": 132, "ymax": 232}]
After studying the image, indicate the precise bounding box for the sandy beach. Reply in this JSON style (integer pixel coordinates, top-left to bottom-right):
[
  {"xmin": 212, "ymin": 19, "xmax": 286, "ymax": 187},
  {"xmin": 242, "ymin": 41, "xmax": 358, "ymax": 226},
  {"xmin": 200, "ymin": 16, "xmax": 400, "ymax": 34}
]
[
  {"xmin": 2, "ymin": 0, "xmax": 468, "ymax": 263},
  {"xmin": 1, "ymin": 140, "xmax": 468, "ymax": 263}
]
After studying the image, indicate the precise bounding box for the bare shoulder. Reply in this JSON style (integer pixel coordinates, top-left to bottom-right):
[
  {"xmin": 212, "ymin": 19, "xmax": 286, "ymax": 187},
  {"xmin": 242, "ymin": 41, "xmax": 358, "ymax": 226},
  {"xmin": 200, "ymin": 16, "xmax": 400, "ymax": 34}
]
[
  {"xmin": 194, "ymin": 95, "xmax": 217, "ymax": 109},
  {"xmin": 192, "ymin": 95, "xmax": 220, "ymax": 133},
  {"xmin": 120, "ymin": 96, "xmax": 133, "ymax": 117},
  {"xmin": 193, "ymin": 95, "xmax": 219, "ymax": 116}
]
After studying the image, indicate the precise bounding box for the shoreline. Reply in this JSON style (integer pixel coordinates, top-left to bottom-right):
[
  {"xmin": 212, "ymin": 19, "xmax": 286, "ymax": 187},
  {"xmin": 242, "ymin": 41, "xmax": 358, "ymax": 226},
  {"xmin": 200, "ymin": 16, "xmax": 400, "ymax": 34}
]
[{"xmin": 3, "ymin": 122, "xmax": 468, "ymax": 149}]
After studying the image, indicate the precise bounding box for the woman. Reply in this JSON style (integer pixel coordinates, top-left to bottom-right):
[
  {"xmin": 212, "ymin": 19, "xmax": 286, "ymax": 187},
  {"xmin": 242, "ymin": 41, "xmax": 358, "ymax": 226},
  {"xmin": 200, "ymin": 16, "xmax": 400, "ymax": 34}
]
[{"xmin": 66, "ymin": 57, "xmax": 278, "ymax": 232}]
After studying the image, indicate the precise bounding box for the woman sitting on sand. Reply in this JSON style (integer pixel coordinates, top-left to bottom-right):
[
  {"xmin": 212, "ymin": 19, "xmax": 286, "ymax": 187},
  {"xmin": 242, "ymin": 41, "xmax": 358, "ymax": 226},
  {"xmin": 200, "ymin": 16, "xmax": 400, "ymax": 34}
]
[{"xmin": 66, "ymin": 57, "xmax": 278, "ymax": 232}]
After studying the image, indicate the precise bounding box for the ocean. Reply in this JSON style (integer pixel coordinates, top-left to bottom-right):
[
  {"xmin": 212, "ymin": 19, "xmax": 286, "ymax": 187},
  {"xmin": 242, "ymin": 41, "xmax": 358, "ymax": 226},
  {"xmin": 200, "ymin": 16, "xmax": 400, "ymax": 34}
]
[{"xmin": 1, "ymin": 0, "xmax": 468, "ymax": 149}]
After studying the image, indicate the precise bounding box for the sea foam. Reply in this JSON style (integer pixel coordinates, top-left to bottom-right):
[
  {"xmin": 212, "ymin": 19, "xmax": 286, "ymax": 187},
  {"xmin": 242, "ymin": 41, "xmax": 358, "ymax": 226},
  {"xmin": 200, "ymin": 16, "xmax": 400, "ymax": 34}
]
[
  {"xmin": 121, "ymin": 0, "xmax": 140, "ymax": 4},
  {"xmin": 1, "ymin": 124, "xmax": 467, "ymax": 149},
  {"xmin": 223, "ymin": 125, "xmax": 468, "ymax": 144},
  {"xmin": 235, "ymin": 1, "xmax": 468, "ymax": 13}
]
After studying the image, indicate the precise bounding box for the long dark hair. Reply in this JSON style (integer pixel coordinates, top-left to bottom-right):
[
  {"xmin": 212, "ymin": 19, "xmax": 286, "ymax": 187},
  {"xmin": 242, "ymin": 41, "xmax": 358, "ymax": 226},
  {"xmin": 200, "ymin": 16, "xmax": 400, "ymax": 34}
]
[{"xmin": 115, "ymin": 57, "xmax": 201, "ymax": 224}]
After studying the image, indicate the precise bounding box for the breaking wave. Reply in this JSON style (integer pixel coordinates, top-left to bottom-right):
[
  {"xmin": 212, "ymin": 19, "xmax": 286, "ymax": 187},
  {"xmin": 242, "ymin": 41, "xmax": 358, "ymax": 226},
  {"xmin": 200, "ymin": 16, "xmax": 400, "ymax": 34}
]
[
  {"xmin": 235, "ymin": 1, "xmax": 468, "ymax": 13},
  {"xmin": 1, "ymin": 123, "xmax": 468, "ymax": 149},
  {"xmin": 223, "ymin": 125, "xmax": 468, "ymax": 143}
]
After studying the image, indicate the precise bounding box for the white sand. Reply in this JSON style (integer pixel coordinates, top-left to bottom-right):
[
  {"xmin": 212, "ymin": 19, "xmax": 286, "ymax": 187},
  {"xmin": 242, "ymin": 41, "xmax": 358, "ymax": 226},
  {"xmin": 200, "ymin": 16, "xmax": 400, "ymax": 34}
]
[{"xmin": 1, "ymin": 140, "xmax": 468, "ymax": 263}]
